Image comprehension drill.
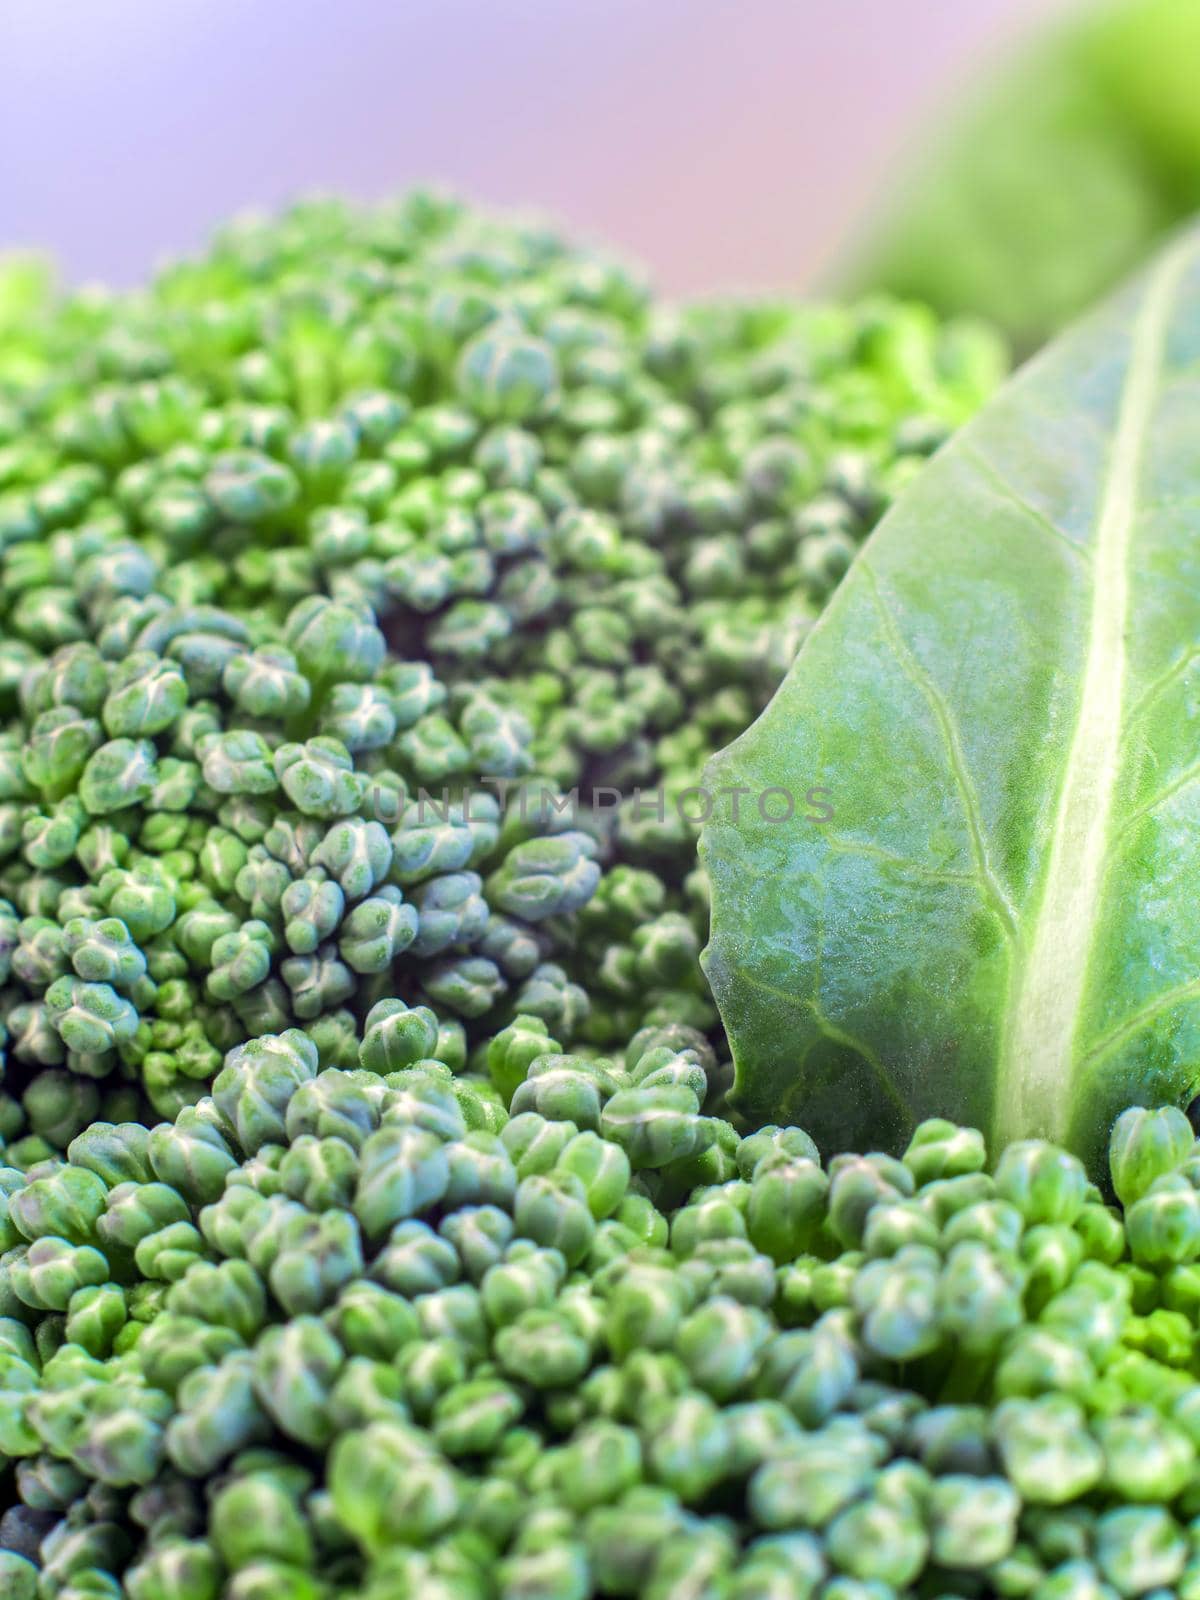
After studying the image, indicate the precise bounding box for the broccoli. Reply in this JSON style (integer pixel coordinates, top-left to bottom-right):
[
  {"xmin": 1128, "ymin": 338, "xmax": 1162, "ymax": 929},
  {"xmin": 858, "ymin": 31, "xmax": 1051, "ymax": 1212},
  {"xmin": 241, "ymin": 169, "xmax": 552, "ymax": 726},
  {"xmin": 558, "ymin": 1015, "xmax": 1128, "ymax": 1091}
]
[
  {"xmin": 0, "ymin": 195, "xmax": 1002, "ymax": 1147},
  {"xmin": 0, "ymin": 194, "xmax": 1016, "ymax": 1596},
  {"xmin": 5, "ymin": 1049, "xmax": 1200, "ymax": 1597}
]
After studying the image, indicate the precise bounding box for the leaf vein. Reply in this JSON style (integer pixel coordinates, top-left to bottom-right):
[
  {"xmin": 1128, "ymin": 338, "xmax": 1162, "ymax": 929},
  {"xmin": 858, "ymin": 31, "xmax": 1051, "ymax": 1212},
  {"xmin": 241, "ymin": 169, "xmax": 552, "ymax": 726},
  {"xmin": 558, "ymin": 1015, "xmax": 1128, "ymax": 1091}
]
[
  {"xmin": 1115, "ymin": 755, "xmax": 1200, "ymax": 840},
  {"xmin": 859, "ymin": 560, "xmax": 1019, "ymax": 941},
  {"xmin": 1126, "ymin": 641, "xmax": 1200, "ymax": 734},
  {"xmin": 957, "ymin": 441, "xmax": 1091, "ymax": 564},
  {"xmin": 996, "ymin": 236, "xmax": 1191, "ymax": 1146},
  {"xmin": 733, "ymin": 965, "xmax": 910, "ymax": 1122},
  {"xmin": 1082, "ymin": 976, "xmax": 1200, "ymax": 1072},
  {"xmin": 823, "ymin": 832, "xmax": 990, "ymax": 890}
]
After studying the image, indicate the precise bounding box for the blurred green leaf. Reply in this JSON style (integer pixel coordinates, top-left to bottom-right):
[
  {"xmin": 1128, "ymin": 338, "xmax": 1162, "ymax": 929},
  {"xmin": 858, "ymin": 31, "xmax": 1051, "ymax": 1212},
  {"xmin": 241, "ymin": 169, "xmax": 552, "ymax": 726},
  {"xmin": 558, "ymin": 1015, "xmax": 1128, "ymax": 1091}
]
[{"xmin": 854, "ymin": 0, "xmax": 1200, "ymax": 350}]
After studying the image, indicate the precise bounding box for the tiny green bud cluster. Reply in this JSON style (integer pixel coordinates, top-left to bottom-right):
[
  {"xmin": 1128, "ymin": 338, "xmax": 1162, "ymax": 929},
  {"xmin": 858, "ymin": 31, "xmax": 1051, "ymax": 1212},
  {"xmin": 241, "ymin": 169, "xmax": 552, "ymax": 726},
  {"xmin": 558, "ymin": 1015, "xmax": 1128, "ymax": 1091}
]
[{"xmin": 4, "ymin": 1060, "xmax": 1200, "ymax": 1598}]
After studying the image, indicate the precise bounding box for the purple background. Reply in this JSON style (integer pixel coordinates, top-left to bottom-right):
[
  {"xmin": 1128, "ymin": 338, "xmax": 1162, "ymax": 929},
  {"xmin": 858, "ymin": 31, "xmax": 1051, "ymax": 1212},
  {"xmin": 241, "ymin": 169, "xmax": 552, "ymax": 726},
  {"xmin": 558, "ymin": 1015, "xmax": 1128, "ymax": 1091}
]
[{"xmin": 1, "ymin": 0, "xmax": 1071, "ymax": 295}]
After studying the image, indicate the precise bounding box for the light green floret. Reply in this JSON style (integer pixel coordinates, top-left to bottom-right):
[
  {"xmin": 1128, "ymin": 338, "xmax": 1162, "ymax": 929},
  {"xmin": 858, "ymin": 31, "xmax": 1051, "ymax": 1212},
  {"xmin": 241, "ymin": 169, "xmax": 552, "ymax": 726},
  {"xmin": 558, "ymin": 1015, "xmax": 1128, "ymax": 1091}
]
[
  {"xmin": 4, "ymin": 1059, "xmax": 1200, "ymax": 1597},
  {"xmin": 0, "ymin": 194, "xmax": 1002, "ymax": 1155},
  {"xmin": 0, "ymin": 196, "xmax": 1016, "ymax": 1595}
]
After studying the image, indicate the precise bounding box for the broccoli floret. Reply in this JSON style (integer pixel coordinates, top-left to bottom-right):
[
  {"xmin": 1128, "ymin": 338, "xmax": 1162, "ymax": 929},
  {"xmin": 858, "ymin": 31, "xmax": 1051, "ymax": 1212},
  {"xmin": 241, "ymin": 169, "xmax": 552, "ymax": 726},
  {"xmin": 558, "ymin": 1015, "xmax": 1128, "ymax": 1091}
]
[
  {"xmin": 0, "ymin": 196, "xmax": 1002, "ymax": 1140},
  {"xmin": 0, "ymin": 195, "xmax": 1016, "ymax": 1597},
  {"xmin": 4, "ymin": 1070, "xmax": 1200, "ymax": 1598}
]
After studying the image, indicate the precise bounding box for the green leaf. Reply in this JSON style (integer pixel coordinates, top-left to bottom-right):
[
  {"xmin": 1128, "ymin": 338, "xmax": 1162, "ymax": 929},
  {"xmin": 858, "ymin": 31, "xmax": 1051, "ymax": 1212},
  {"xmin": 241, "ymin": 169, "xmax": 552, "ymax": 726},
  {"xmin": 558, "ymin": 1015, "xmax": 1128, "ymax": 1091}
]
[
  {"xmin": 701, "ymin": 231, "xmax": 1200, "ymax": 1173},
  {"xmin": 853, "ymin": 0, "xmax": 1200, "ymax": 351}
]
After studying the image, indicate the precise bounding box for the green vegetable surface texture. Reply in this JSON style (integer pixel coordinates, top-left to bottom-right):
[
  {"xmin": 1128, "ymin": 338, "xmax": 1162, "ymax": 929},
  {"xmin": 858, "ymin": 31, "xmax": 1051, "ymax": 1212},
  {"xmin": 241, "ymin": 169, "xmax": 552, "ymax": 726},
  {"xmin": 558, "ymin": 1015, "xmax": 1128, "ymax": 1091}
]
[
  {"xmin": 16, "ymin": 1055, "xmax": 1200, "ymax": 1600},
  {"xmin": 857, "ymin": 0, "xmax": 1200, "ymax": 349},
  {"xmin": 0, "ymin": 195, "xmax": 1000, "ymax": 1153},
  {"xmin": 0, "ymin": 195, "xmax": 1023, "ymax": 1598},
  {"xmin": 703, "ymin": 230, "xmax": 1200, "ymax": 1172}
]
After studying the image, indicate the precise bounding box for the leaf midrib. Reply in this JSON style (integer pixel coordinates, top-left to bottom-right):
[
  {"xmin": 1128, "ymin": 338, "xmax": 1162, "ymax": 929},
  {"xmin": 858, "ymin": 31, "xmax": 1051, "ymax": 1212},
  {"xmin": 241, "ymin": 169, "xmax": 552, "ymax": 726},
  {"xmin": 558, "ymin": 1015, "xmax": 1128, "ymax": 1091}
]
[{"xmin": 995, "ymin": 238, "xmax": 1191, "ymax": 1147}]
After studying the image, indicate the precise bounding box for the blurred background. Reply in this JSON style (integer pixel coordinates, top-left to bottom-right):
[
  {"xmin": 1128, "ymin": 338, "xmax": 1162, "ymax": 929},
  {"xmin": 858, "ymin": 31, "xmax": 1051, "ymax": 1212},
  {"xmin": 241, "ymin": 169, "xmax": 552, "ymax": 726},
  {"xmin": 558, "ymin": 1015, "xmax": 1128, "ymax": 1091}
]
[{"xmin": 1, "ymin": 0, "xmax": 1073, "ymax": 298}]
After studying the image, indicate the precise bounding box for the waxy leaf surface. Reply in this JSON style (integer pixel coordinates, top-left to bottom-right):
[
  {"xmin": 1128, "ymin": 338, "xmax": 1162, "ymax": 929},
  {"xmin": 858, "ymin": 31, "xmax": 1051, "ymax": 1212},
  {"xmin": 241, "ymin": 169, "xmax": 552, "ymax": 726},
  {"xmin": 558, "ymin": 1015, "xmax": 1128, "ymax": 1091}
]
[{"xmin": 701, "ymin": 232, "xmax": 1200, "ymax": 1171}]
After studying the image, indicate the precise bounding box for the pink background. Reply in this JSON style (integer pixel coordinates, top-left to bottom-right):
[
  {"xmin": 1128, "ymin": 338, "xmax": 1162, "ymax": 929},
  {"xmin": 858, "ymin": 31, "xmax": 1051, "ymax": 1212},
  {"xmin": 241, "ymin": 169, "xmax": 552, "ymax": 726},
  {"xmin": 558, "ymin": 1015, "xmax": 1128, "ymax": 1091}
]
[{"xmin": 1, "ymin": 0, "xmax": 1075, "ymax": 295}]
